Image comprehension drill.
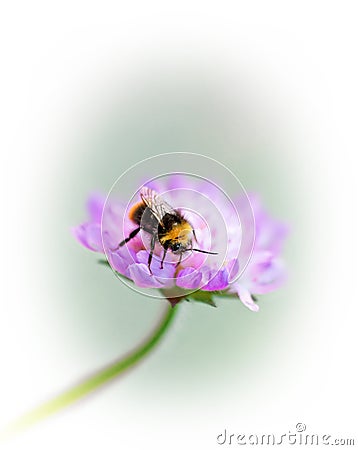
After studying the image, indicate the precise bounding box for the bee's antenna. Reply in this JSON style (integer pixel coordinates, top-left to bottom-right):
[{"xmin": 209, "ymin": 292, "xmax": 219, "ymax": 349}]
[{"xmin": 191, "ymin": 248, "xmax": 218, "ymax": 255}]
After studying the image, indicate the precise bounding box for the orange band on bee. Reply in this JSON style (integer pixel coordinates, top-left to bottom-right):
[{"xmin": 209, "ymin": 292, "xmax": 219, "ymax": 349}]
[{"xmin": 128, "ymin": 201, "xmax": 146, "ymax": 221}]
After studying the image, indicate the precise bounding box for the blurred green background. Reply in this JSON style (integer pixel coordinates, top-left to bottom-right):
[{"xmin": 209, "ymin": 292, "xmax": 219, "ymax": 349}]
[{"xmin": 45, "ymin": 65, "xmax": 306, "ymax": 402}]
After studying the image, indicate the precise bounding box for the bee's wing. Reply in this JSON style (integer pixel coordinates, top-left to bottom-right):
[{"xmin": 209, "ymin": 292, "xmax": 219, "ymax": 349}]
[{"xmin": 140, "ymin": 187, "xmax": 175, "ymax": 224}]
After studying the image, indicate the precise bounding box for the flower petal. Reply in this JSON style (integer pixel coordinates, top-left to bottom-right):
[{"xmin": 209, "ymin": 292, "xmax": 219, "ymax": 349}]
[
  {"xmin": 249, "ymin": 257, "xmax": 287, "ymax": 294},
  {"xmin": 109, "ymin": 249, "xmax": 135, "ymax": 276},
  {"xmin": 176, "ymin": 267, "xmax": 202, "ymax": 289},
  {"xmin": 201, "ymin": 266, "xmax": 229, "ymax": 291},
  {"xmin": 87, "ymin": 193, "xmax": 106, "ymax": 223},
  {"xmin": 227, "ymin": 258, "xmax": 240, "ymax": 282},
  {"xmin": 235, "ymin": 285, "xmax": 259, "ymax": 312},
  {"xmin": 126, "ymin": 263, "xmax": 164, "ymax": 288},
  {"xmin": 136, "ymin": 250, "xmax": 176, "ymax": 279},
  {"xmin": 72, "ymin": 223, "xmax": 103, "ymax": 253}
]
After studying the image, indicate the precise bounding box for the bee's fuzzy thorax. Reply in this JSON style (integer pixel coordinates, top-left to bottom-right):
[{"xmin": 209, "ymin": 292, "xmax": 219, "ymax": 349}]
[{"xmin": 159, "ymin": 220, "xmax": 193, "ymax": 245}]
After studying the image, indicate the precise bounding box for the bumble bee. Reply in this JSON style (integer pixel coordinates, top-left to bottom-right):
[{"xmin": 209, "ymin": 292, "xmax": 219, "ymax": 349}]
[{"xmin": 113, "ymin": 187, "xmax": 217, "ymax": 274}]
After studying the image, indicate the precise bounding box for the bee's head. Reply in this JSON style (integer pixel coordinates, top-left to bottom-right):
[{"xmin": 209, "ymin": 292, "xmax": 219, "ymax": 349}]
[{"xmin": 169, "ymin": 241, "xmax": 184, "ymax": 254}]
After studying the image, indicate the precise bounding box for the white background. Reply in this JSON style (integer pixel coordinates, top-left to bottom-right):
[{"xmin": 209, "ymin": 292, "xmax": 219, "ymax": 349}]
[{"xmin": 1, "ymin": 1, "xmax": 357, "ymax": 449}]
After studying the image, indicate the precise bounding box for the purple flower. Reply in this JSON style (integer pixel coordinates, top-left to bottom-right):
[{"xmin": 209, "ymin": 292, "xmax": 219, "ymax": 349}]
[{"xmin": 72, "ymin": 176, "xmax": 288, "ymax": 311}]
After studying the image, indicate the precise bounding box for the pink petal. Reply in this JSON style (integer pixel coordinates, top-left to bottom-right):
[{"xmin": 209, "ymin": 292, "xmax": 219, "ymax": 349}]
[
  {"xmin": 249, "ymin": 256, "xmax": 287, "ymax": 294},
  {"xmin": 126, "ymin": 264, "xmax": 164, "ymax": 288},
  {"xmin": 86, "ymin": 193, "xmax": 106, "ymax": 223},
  {"xmin": 72, "ymin": 223, "xmax": 103, "ymax": 253},
  {"xmin": 201, "ymin": 266, "xmax": 229, "ymax": 291},
  {"xmin": 176, "ymin": 267, "xmax": 202, "ymax": 289},
  {"xmin": 235, "ymin": 285, "xmax": 259, "ymax": 312}
]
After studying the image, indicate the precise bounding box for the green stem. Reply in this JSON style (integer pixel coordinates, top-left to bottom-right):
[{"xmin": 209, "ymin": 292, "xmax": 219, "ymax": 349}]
[{"xmin": 1, "ymin": 303, "xmax": 178, "ymax": 439}]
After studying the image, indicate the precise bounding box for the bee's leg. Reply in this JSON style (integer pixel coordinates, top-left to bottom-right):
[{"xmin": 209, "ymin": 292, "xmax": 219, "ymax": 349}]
[
  {"xmin": 160, "ymin": 248, "xmax": 168, "ymax": 269},
  {"xmin": 192, "ymin": 229, "xmax": 198, "ymax": 244},
  {"xmin": 147, "ymin": 234, "xmax": 156, "ymax": 275},
  {"xmin": 111, "ymin": 227, "xmax": 140, "ymax": 251},
  {"xmin": 175, "ymin": 252, "xmax": 183, "ymax": 268}
]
